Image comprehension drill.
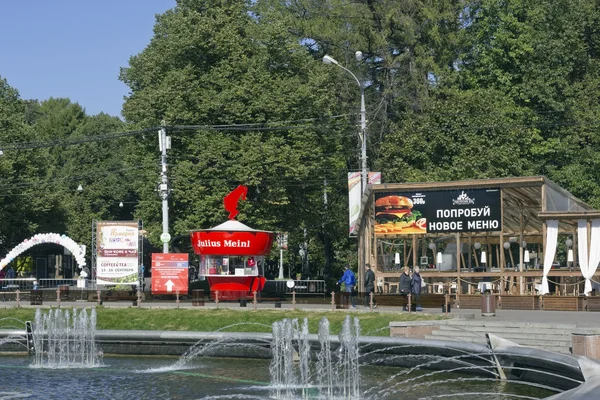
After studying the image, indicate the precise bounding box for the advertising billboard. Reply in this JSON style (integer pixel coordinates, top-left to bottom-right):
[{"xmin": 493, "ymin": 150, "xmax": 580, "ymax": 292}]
[
  {"xmin": 374, "ymin": 188, "xmax": 501, "ymax": 235},
  {"xmin": 95, "ymin": 221, "xmax": 139, "ymax": 285}
]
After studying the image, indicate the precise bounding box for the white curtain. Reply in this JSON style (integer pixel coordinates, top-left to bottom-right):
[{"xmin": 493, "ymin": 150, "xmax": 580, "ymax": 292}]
[
  {"xmin": 541, "ymin": 220, "xmax": 559, "ymax": 295},
  {"xmin": 578, "ymin": 219, "xmax": 600, "ymax": 295}
]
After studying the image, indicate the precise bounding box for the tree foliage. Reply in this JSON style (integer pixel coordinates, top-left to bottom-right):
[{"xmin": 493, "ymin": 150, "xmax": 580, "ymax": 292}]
[{"xmin": 4, "ymin": 0, "xmax": 600, "ymax": 279}]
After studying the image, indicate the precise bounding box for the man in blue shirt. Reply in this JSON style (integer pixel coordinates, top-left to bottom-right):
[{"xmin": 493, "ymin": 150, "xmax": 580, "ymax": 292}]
[{"xmin": 337, "ymin": 265, "xmax": 356, "ymax": 309}]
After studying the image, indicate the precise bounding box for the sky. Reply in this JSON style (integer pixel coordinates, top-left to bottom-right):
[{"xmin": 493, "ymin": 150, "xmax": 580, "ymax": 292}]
[{"xmin": 0, "ymin": 0, "xmax": 176, "ymax": 119}]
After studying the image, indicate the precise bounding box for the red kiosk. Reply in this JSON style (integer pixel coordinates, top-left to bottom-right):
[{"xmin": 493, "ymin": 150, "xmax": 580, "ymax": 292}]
[{"xmin": 190, "ymin": 186, "xmax": 274, "ymax": 300}]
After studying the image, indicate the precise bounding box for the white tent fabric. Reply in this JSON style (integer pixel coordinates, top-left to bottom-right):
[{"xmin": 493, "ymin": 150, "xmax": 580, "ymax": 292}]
[
  {"xmin": 578, "ymin": 220, "xmax": 588, "ymax": 291},
  {"xmin": 577, "ymin": 219, "xmax": 600, "ymax": 295},
  {"xmin": 541, "ymin": 220, "xmax": 559, "ymax": 295}
]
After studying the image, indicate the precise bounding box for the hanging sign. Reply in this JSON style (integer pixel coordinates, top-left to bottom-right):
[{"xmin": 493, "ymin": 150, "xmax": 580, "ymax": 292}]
[{"xmin": 151, "ymin": 253, "xmax": 189, "ymax": 295}]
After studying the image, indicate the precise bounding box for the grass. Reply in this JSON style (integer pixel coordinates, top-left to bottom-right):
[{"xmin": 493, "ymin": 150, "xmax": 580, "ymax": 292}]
[{"xmin": 0, "ymin": 308, "xmax": 446, "ymax": 336}]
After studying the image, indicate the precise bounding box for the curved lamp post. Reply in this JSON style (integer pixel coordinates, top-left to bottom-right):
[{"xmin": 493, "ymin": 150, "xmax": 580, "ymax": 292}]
[{"xmin": 323, "ymin": 53, "xmax": 367, "ymax": 193}]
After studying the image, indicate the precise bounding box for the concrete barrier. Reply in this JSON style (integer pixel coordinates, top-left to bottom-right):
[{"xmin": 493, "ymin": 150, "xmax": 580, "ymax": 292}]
[{"xmin": 572, "ymin": 334, "xmax": 600, "ymax": 359}]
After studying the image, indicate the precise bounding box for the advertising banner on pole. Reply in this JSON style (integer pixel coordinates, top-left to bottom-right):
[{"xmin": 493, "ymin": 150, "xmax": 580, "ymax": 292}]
[
  {"xmin": 151, "ymin": 253, "xmax": 189, "ymax": 294},
  {"xmin": 348, "ymin": 172, "xmax": 381, "ymax": 235},
  {"xmin": 96, "ymin": 221, "xmax": 139, "ymax": 285},
  {"xmin": 276, "ymin": 232, "xmax": 288, "ymax": 250}
]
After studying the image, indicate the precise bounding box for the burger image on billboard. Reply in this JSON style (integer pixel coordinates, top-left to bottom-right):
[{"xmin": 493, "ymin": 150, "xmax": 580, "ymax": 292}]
[{"xmin": 374, "ymin": 195, "xmax": 426, "ymax": 234}]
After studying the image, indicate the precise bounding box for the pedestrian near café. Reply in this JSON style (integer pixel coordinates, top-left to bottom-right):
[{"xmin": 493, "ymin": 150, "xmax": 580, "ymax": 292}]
[
  {"xmin": 337, "ymin": 264, "xmax": 357, "ymax": 309},
  {"xmin": 364, "ymin": 264, "xmax": 377, "ymax": 308},
  {"xmin": 399, "ymin": 266, "xmax": 411, "ymax": 311},
  {"xmin": 411, "ymin": 266, "xmax": 423, "ymax": 311}
]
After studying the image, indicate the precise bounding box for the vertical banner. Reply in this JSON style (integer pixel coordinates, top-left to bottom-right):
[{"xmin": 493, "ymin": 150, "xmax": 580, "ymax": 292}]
[
  {"xmin": 348, "ymin": 172, "xmax": 382, "ymax": 235},
  {"xmin": 151, "ymin": 253, "xmax": 189, "ymax": 294},
  {"xmin": 96, "ymin": 221, "xmax": 139, "ymax": 285},
  {"xmin": 277, "ymin": 232, "xmax": 288, "ymax": 280}
]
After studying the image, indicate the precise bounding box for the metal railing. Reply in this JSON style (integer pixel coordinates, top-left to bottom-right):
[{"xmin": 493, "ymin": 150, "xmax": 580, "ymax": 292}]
[
  {"xmin": 269, "ymin": 280, "xmax": 326, "ymax": 294},
  {"xmin": 0, "ymin": 278, "xmax": 98, "ymax": 291}
]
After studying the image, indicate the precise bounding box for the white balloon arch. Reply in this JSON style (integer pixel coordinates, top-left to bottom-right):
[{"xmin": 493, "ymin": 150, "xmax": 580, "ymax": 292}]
[{"xmin": 0, "ymin": 233, "xmax": 86, "ymax": 272}]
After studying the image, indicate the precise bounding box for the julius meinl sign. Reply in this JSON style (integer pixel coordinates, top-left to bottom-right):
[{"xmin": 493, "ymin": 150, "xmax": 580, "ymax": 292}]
[{"xmin": 375, "ymin": 188, "xmax": 501, "ymax": 233}]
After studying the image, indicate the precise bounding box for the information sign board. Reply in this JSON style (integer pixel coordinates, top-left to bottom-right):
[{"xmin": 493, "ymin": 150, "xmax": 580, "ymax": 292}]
[{"xmin": 151, "ymin": 253, "xmax": 189, "ymax": 295}]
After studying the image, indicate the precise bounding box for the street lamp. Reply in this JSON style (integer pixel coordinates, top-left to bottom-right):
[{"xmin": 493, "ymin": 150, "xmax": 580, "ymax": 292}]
[{"xmin": 323, "ymin": 52, "xmax": 367, "ymax": 193}]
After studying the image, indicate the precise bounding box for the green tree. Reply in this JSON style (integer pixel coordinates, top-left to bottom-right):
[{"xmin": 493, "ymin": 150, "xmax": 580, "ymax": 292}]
[
  {"xmin": 377, "ymin": 88, "xmax": 538, "ymax": 182},
  {"xmin": 458, "ymin": 0, "xmax": 600, "ymax": 205},
  {"xmin": 57, "ymin": 113, "xmax": 132, "ymax": 246},
  {"xmin": 120, "ymin": 0, "xmax": 350, "ymax": 278},
  {"xmin": 0, "ymin": 79, "xmax": 66, "ymax": 252}
]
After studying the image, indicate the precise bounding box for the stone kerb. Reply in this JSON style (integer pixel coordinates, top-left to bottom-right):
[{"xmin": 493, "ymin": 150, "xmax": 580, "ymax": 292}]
[
  {"xmin": 572, "ymin": 334, "xmax": 600, "ymax": 360},
  {"xmin": 389, "ymin": 314, "xmax": 473, "ymax": 339}
]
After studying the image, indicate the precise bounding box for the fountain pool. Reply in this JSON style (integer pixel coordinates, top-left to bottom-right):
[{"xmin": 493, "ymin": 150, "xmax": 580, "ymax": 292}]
[
  {"xmin": 0, "ymin": 309, "xmax": 595, "ymax": 399},
  {"xmin": 0, "ymin": 354, "xmax": 556, "ymax": 399}
]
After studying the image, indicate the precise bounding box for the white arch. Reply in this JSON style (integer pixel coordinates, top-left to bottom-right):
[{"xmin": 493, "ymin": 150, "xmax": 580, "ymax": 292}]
[{"xmin": 0, "ymin": 233, "xmax": 86, "ymax": 272}]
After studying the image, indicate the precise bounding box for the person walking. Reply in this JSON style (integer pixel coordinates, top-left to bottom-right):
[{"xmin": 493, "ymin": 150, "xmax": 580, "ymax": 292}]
[
  {"xmin": 411, "ymin": 266, "xmax": 423, "ymax": 311},
  {"xmin": 399, "ymin": 266, "xmax": 411, "ymax": 311},
  {"xmin": 337, "ymin": 265, "xmax": 357, "ymax": 309},
  {"xmin": 364, "ymin": 264, "xmax": 377, "ymax": 308}
]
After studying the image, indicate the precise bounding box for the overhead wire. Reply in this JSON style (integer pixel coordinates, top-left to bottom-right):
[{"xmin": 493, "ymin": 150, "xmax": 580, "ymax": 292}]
[
  {"xmin": 0, "ymin": 163, "xmax": 157, "ymax": 193},
  {"xmin": 4, "ymin": 107, "xmax": 598, "ymax": 154},
  {"xmin": 0, "ymin": 114, "xmax": 355, "ymax": 151},
  {"xmin": 3, "ymin": 105, "xmax": 600, "ymax": 193},
  {"xmin": 0, "ymin": 127, "xmax": 155, "ymax": 151}
]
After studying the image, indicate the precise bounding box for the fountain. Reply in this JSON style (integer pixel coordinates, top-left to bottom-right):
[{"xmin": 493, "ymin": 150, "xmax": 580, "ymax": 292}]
[
  {"xmin": 1, "ymin": 310, "xmax": 599, "ymax": 399},
  {"xmin": 30, "ymin": 308, "xmax": 102, "ymax": 368},
  {"xmin": 270, "ymin": 316, "xmax": 360, "ymax": 399}
]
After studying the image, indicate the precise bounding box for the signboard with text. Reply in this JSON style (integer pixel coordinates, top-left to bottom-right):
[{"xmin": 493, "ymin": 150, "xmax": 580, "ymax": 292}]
[
  {"xmin": 374, "ymin": 188, "xmax": 501, "ymax": 235},
  {"xmin": 191, "ymin": 231, "xmax": 274, "ymax": 256},
  {"xmin": 151, "ymin": 253, "xmax": 189, "ymax": 295},
  {"xmin": 96, "ymin": 221, "xmax": 139, "ymax": 285}
]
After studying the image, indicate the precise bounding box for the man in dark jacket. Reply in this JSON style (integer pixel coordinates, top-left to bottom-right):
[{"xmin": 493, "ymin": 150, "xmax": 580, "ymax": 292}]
[
  {"xmin": 364, "ymin": 264, "xmax": 377, "ymax": 308},
  {"xmin": 411, "ymin": 266, "xmax": 423, "ymax": 311},
  {"xmin": 399, "ymin": 266, "xmax": 412, "ymax": 310}
]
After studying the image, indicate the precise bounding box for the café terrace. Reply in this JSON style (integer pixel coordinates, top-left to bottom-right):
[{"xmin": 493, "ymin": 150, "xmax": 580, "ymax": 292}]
[{"xmin": 354, "ymin": 176, "xmax": 600, "ymax": 310}]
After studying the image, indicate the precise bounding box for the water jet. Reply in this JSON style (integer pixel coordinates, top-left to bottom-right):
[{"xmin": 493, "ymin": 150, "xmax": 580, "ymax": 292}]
[{"xmin": 1, "ymin": 310, "xmax": 599, "ymax": 399}]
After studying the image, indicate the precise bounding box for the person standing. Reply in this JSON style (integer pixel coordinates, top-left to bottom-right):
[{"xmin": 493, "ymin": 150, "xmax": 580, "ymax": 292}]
[
  {"xmin": 399, "ymin": 266, "xmax": 411, "ymax": 311},
  {"xmin": 5, "ymin": 266, "xmax": 16, "ymax": 286},
  {"xmin": 364, "ymin": 264, "xmax": 377, "ymax": 308},
  {"xmin": 411, "ymin": 266, "xmax": 423, "ymax": 311},
  {"xmin": 337, "ymin": 265, "xmax": 357, "ymax": 309}
]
